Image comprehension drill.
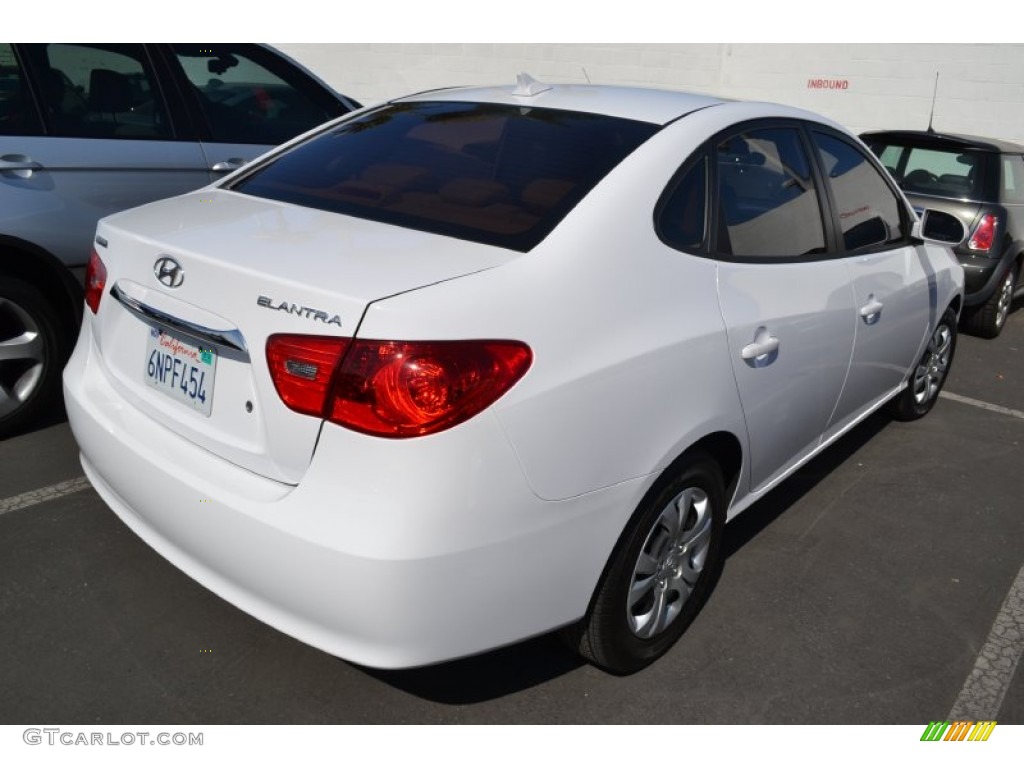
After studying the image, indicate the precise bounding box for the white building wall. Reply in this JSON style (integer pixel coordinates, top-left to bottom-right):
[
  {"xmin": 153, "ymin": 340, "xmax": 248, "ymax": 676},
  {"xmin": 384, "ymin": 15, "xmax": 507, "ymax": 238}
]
[{"xmin": 276, "ymin": 43, "xmax": 1024, "ymax": 143}]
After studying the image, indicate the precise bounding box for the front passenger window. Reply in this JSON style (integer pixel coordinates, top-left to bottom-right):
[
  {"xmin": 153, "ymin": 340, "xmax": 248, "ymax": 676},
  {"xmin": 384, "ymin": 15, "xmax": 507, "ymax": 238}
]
[
  {"xmin": 714, "ymin": 127, "xmax": 826, "ymax": 258},
  {"xmin": 172, "ymin": 44, "xmax": 339, "ymax": 146},
  {"xmin": 813, "ymin": 132, "xmax": 905, "ymax": 251}
]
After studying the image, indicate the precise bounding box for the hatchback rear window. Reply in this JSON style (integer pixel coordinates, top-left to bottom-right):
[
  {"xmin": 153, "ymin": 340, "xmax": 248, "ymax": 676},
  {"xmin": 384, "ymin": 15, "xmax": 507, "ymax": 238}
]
[
  {"xmin": 230, "ymin": 101, "xmax": 659, "ymax": 252},
  {"xmin": 865, "ymin": 141, "xmax": 985, "ymax": 199}
]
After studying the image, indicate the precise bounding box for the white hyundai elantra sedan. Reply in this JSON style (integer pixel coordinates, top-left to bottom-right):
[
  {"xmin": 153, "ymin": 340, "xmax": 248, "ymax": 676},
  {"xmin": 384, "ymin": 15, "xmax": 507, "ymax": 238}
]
[{"xmin": 64, "ymin": 77, "xmax": 965, "ymax": 674}]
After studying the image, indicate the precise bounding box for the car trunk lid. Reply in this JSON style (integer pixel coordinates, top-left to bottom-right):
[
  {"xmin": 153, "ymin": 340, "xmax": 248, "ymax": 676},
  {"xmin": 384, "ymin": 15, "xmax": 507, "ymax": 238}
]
[{"xmin": 89, "ymin": 189, "xmax": 513, "ymax": 483}]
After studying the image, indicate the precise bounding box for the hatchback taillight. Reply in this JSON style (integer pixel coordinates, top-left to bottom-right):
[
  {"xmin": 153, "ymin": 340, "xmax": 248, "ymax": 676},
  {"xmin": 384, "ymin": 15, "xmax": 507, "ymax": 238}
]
[
  {"xmin": 266, "ymin": 334, "xmax": 532, "ymax": 438},
  {"xmin": 84, "ymin": 249, "xmax": 107, "ymax": 314},
  {"xmin": 968, "ymin": 213, "xmax": 997, "ymax": 252}
]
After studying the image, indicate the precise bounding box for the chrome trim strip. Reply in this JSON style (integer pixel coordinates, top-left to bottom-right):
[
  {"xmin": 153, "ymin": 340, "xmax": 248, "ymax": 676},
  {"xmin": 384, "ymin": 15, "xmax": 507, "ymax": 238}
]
[{"xmin": 110, "ymin": 283, "xmax": 249, "ymax": 355}]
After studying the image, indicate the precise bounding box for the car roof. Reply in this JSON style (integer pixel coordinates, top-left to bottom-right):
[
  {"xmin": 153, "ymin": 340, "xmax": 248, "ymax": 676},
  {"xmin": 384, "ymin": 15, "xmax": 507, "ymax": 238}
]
[
  {"xmin": 392, "ymin": 80, "xmax": 727, "ymax": 125},
  {"xmin": 860, "ymin": 129, "xmax": 1024, "ymax": 154}
]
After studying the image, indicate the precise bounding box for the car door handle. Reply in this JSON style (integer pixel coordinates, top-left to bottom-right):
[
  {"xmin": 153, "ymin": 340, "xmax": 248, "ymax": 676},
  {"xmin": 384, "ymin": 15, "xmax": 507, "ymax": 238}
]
[
  {"xmin": 860, "ymin": 296, "xmax": 884, "ymax": 324},
  {"xmin": 210, "ymin": 158, "xmax": 247, "ymax": 172},
  {"xmin": 741, "ymin": 328, "xmax": 780, "ymax": 367},
  {"xmin": 0, "ymin": 154, "xmax": 43, "ymax": 179}
]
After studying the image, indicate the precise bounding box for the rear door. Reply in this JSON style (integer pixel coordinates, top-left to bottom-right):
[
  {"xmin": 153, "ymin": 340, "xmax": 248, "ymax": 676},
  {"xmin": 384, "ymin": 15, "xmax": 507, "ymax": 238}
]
[
  {"xmin": 5, "ymin": 43, "xmax": 209, "ymax": 269},
  {"xmin": 162, "ymin": 44, "xmax": 353, "ymax": 180},
  {"xmin": 713, "ymin": 123, "xmax": 856, "ymax": 493}
]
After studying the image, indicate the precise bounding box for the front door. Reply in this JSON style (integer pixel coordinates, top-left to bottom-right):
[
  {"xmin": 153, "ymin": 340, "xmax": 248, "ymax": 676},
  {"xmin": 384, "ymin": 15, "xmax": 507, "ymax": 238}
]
[
  {"xmin": 712, "ymin": 124, "xmax": 856, "ymax": 492},
  {"xmin": 810, "ymin": 130, "xmax": 933, "ymax": 440}
]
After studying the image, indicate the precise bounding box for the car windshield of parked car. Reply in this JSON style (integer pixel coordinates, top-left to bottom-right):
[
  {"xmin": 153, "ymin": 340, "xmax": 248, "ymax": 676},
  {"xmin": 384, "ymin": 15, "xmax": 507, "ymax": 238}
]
[
  {"xmin": 229, "ymin": 101, "xmax": 659, "ymax": 252},
  {"xmin": 868, "ymin": 141, "xmax": 985, "ymax": 200}
]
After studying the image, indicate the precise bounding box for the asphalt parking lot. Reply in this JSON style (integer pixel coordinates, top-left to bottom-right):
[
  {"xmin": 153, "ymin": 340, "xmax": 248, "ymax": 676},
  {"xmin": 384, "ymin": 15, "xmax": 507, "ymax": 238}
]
[{"xmin": 1, "ymin": 305, "xmax": 1021, "ymax": 725}]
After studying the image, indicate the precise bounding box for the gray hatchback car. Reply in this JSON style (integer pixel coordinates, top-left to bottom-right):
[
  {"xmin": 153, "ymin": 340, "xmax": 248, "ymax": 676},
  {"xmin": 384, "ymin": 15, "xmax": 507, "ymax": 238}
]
[
  {"xmin": 0, "ymin": 43, "xmax": 358, "ymax": 437},
  {"xmin": 861, "ymin": 129, "xmax": 1024, "ymax": 338}
]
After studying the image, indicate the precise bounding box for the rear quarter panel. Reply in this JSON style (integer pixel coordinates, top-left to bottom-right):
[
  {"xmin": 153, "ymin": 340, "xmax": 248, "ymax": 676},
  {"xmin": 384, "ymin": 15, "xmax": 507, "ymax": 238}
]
[{"xmin": 357, "ymin": 111, "xmax": 750, "ymax": 503}]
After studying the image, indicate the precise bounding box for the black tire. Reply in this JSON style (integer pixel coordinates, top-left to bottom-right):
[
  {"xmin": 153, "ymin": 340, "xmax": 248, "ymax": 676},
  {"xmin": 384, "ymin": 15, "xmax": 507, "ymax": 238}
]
[
  {"xmin": 962, "ymin": 264, "xmax": 1017, "ymax": 339},
  {"xmin": 561, "ymin": 452, "xmax": 726, "ymax": 674},
  {"xmin": 0, "ymin": 278, "xmax": 67, "ymax": 438},
  {"xmin": 887, "ymin": 307, "xmax": 958, "ymax": 422}
]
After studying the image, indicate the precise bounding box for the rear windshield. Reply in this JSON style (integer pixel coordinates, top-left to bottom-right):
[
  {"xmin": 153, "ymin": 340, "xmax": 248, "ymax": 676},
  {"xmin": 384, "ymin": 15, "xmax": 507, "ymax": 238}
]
[
  {"xmin": 229, "ymin": 101, "xmax": 659, "ymax": 252},
  {"xmin": 864, "ymin": 140, "xmax": 986, "ymax": 200}
]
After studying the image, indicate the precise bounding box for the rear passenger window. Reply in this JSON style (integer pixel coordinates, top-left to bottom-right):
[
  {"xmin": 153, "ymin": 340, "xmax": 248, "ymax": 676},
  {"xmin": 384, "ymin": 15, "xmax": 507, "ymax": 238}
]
[
  {"xmin": 657, "ymin": 157, "xmax": 707, "ymax": 251},
  {"xmin": 714, "ymin": 127, "xmax": 826, "ymax": 258},
  {"xmin": 0, "ymin": 44, "xmax": 43, "ymax": 136},
  {"xmin": 22, "ymin": 44, "xmax": 170, "ymax": 139},
  {"xmin": 813, "ymin": 132, "xmax": 906, "ymax": 251}
]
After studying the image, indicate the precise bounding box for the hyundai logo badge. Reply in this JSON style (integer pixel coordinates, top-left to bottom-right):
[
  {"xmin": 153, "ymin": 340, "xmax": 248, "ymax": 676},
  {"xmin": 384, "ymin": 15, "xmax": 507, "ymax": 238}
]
[{"xmin": 154, "ymin": 256, "xmax": 185, "ymax": 288}]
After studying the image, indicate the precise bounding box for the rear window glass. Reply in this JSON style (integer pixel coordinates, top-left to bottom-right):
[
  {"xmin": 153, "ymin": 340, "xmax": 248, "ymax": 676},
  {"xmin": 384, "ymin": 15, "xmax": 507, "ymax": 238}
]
[
  {"xmin": 865, "ymin": 141, "xmax": 985, "ymax": 199},
  {"xmin": 230, "ymin": 101, "xmax": 658, "ymax": 252}
]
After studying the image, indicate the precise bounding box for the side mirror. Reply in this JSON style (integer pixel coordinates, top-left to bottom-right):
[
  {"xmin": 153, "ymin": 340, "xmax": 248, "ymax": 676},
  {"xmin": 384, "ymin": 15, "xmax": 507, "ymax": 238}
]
[{"xmin": 913, "ymin": 209, "xmax": 967, "ymax": 246}]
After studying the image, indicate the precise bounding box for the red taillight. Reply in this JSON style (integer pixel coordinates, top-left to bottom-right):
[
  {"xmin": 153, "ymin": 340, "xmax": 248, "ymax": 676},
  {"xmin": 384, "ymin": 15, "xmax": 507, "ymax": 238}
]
[
  {"xmin": 968, "ymin": 213, "xmax": 997, "ymax": 252},
  {"xmin": 267, "ymin": 334, "xmax": 351, "ymax": 416},
  {"xmin": 266, "ymin": 335, "xmax": 532, "ymax": 438},
  {"xmin": 84, "ymin": 249, "xmax": 107, "ymax": 314}
]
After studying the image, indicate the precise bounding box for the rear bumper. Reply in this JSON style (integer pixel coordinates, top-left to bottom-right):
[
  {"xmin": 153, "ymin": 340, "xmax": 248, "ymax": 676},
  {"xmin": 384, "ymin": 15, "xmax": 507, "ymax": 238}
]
[
  {"xmin": 959, "ymin": 253, "xmax": 1011, "ymax": 306},
  {"xmin": 63, "ymin": 320, "xmax": 642, "ymax": 668}
]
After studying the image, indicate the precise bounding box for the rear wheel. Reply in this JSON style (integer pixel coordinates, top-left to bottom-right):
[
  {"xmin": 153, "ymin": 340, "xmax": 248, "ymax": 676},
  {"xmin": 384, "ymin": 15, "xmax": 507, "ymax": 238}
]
[
  {"xmin": 888, "ymin": 307, "xmax": 957, "ymax": 422},
  {"xmin": 561, "ymin": 452, "xmax": 726, "ymax": 674},
  {"xmin": 0, "ymin": 278, "xmax": 66, "ymax": 438},
  {"xmin": 962, "ymin": 264, "xmax": 1016, "ymax": 338}
]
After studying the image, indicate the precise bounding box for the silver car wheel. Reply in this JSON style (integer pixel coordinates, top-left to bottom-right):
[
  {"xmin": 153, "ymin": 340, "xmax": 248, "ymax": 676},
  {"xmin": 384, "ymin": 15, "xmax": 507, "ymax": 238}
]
[
  {"xmin": 627, "ymin": 486, "xmax": 712, "ymax": 639},
  {"xmin": 0, "ymin": 297, "xmax": 46, "ymax": 419},
  {"xmin": 995, "ymin": 269, "xmax": 1014, "ymax": 330},
  {"xmin": 912, "ymin": 321, "xmax": 953, "ymax": 406}
]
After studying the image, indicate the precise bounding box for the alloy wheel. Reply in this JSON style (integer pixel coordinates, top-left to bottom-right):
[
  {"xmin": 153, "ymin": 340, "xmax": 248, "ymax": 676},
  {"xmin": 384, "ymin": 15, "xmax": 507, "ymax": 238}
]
[
  {"xmin": 627, "ymin": 486, "xmax": 712, "ymax": 638},
  {"xmin": 995, "ymin": 270, "xmax": 1014, "ymax": 330},
  {"xmin": 912, "ymin": 321, "xmax": 953, "ymax": 406},
  {"xmin": 0, "ymin": 297, "xmax": 46, "ymax": 419}
]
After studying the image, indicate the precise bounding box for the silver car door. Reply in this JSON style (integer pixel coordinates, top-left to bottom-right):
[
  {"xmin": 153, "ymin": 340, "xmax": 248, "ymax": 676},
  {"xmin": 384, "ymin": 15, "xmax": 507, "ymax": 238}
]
[
  {"xmin": 5, "ymin": 44, "xmax": 209, "ymax": 272},
  {"xmin": 166, "ymin": 44, "xmax": 351, "ymax": 181},
  {"xmin": 713, "ymin": 124, "xmax": 856, "ymax": 493}
]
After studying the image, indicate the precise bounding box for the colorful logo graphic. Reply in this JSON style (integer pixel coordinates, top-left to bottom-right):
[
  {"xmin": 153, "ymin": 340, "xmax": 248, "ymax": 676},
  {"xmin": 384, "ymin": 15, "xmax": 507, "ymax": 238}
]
[{"xmin": 920, "ymin": 721, "xmax": 997, "ymax": 742}]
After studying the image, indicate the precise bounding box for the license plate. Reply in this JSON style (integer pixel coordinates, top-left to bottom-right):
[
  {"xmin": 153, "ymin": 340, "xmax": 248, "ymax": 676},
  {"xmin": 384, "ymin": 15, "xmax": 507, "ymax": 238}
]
[{"xmin": 144, "ymin": 328, "xmax": 217, "ymax": 417}]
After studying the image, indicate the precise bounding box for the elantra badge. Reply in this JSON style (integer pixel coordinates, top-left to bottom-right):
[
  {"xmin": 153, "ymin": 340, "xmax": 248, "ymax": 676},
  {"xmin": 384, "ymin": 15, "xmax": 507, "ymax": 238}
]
[
  {"xmin": 257, "ymin": 295, "xmax": 342, "ymax": 327},
  {"xmin": 154, "ymin": 256, "xmax": 185, "ymax": 288}
]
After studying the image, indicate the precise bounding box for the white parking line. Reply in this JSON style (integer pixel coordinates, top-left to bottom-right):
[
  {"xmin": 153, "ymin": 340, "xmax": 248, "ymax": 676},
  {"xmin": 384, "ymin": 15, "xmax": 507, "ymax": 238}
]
[
  {"xmin": 948, "ymin": 564, "xmax": 1024, "ymax": 721},
  {"xmin": 0, "ymin": 476, "xmax": 91, "ymax": 516},
  {"xmin": 940, "ymin": 391, "xmax": 1024, "ymax": 421}
]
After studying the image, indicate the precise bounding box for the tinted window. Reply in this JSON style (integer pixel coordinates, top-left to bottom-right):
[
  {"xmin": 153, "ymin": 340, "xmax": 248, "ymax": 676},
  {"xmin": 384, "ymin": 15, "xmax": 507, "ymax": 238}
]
[
  {"xmin": 1001, "ymin": 155, "xmax": 1024, "ymax": 205},
  {"xmin": 21, "ymin": 44, "xmax": 170, "ymax": 139},
  {"xmin": 0, "ymin": 45, "xmax": 42, "ymax": 136},
  {"xmin": 172, "ymin": 44, "xmax": 343, "ymax": 146},
  {"xmin": 875, "ymin": 144, "xmax": 903, "ymax": 179},
  {"xmin": 867, "ymin": 140, "xmax": 984, "ymax": 199},
  {"xmin": 813, "ymin": 132, "xmax": 905, "ymax": 251},
  {"xmin": 232, "ymin": 101, "xmax": 658, "ymax": 252},
  {"xmin": 714, "ymin": 127, "xmax": 825, "ymax": 258},
  {"xmin": 658, "ymin": 157, "xmax": 707, "ymax": 251}
]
